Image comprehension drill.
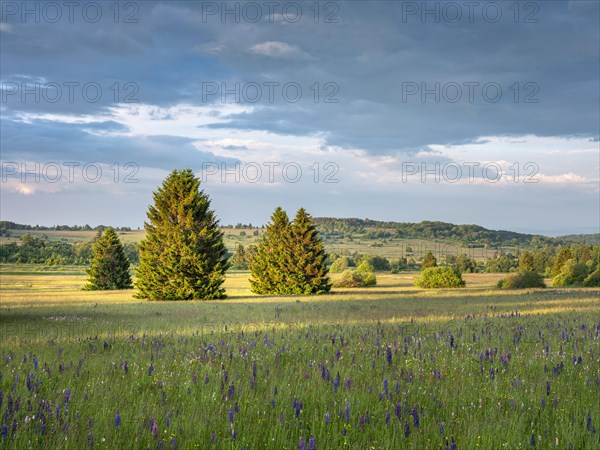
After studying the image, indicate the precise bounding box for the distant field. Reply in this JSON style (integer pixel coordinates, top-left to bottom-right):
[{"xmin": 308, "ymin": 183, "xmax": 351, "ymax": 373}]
[
  {"xmin": 1, "ymin": 229, "xmax": 509, "ymax": 260},
  {"xmin": 1, "ymin": 267, "xmax": 599, "ymax": 449}
]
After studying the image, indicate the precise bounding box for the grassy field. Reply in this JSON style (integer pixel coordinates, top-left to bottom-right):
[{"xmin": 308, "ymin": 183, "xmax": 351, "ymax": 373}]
[{"xmin": 0, "ymin": 268, "xmax": 599, "ymax": 449}]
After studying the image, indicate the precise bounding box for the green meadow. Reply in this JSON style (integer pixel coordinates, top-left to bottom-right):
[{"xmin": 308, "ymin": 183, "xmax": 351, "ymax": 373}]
[{"xmin": 1, "ymin": 267, "xmax": 598, "ymax": 449}]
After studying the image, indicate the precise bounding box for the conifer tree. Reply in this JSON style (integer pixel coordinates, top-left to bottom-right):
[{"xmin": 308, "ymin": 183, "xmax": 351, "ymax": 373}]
[
  {"xmin": 288, "ymin": 208, "xmax": 331, "ymax": 294},
  {"xmin": 249, "ymin": 207, "xmax": 292, "ymax": 294},
  {"xmin": 84, "ymin": 227, "xmax": 132, "ymax": 290},
  {"xmin": 421, "ymin": 251, "xmax": 437, "ymax": 270},
  {"xmin": 135, "ymin": 169, "xmax": 229, "ymax": 300},
  {"xmin": 249, "ymin": 207, "xmax": 330, "ymax": 295}
]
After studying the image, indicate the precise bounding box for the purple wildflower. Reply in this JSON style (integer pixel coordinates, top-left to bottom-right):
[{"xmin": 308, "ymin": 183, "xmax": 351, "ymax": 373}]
[
  {"xmin": 308, "ymin": 435, "xmax": 316, "ymax": 450},
  {"xmin": 395, "ymin": 402, "xmax": 401, "ymax": 421},
  {"xmin": 386, "ymin": 346, "xmax": 392, "ymax": 365},
  {"xmin": 530, "ymin": 434, "xmax": 535, "ymax": 446},
  {"xmin": 345, "ymin": 401, "xmax": 350, "ymax": 423},
  {"xmin": 151, "ymin": 421, "xmax": 159, "ymax": 438},
  {"xmin": 345, "ymin": 377, "xmax": 351, "ymax": 390},
  {"xmin": 115, "ymin": 412, "xmax": 121, "ymax": 429},
  {"xmin": 546, "ymin": 380, "xmax": 550, "ymax": 396},
  {"xmin": 148, "ymin": 364, "xmax": 154, "ymax": 376},
  {"xmin": 587, "ymin": 413, "xmax": 597, "ymax": 433},
  {"xmin": 411, "ymin": 407, "xmax": 420, "ymax": 427},
  {"xmin": 383, "ymin": 378, "xmax": 388, "ymax": 393},
  {"xmin": 325, "ymin": 412, "xmax": 330, "ymax": 424},
  {"xmin": 450, "ymin": 335, "xmax": 454, "ymax": 348},
  {"xmin": 210, "ymin": 431, "xmax": 216, "ymax": 444},
  {"xmin": 64, "ymin": 389, "xmax": 71, "ymax": 405},
  {"xmin": 299, "ymin": 437, "xmax": 306, "ymax": 450},
  {"xmin": 1, "ymin": 424, "xmax": 7, "ymax": 440},
  {"xmin": 228, "ymin": 383, "xmax": 235, "ymax": 399},
  {"xmin": 385, "ymin": 411, "xmax": 390, "ymax": 426},
  {"xmin": 403, "ymin": 421, "xmax": 410, "ymax": 438},
  {"xmin": 171, "ymin": 436, "xmax": 177, "ymax": 449}
]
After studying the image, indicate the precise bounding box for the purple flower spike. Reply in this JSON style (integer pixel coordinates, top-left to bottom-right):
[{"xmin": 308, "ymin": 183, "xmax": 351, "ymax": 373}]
[
  {"xmin": 308, "ymin": 435, "xmax": 316, "ymax": 450},
  {"xmin": 325, "ymin": 412, "xmax": 330, "ymax": 424},
  {"xmin": 411, "ymin": 407, "xmax": 420, "ymax": 428},
  {"xmin": 115, "ymin": 412, "xmax": 121, "ymax": 429},
  {"xmin": 345, "ymin": 401, "xmax": 350, "ymax": 423},
  {"xmin": 299, "ymin": 437, "xmax": 306, "ymax": 450}
]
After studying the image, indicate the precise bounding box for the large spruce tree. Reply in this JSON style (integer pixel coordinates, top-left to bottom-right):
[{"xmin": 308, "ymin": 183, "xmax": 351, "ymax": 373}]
[
  {"xmin": 84, "ymin": 227, "xmax": 132, "ymax": 290},
  {"xmin": 135, "ymin": 169, "xmax": 229, "ymax": 300},
  {"xmin": 249, "ymin": 207, "xmax": 330, "ymax": 295}
]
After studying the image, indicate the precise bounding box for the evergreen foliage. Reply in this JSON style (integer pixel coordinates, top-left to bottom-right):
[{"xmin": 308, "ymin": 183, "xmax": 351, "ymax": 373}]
[
  {"xmin": 421, "ymin": 251, "xmax": 437, "ymax": 270},
  {"xmin": 249, "ymin": 207, "xmax": 331, "ymax": 295},
  {"xmin": 135, "ymin": 169, "xmax": 229, "ymax": 300},
  {"xmin": 84, "ymin": 227, "xmax": 132, "ymax": 290}
]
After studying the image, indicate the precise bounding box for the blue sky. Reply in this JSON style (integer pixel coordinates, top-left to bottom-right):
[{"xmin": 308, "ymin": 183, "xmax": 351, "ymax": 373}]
[{"xmin": 1, "ymin": 1, "xmax": 598, "ymax": 235}]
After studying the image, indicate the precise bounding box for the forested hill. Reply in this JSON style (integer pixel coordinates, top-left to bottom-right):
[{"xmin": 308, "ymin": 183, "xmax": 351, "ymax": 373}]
[
  {"xmin": 556, "ymin": 233, "xmax": 600, "ymax": 245},
  {"xmin": 313, "ymin": 218, "xmax": 590, "ymax": 247}
]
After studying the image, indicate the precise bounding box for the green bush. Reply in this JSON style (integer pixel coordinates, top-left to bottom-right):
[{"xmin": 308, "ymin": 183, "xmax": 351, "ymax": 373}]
[
  {"xmin": 497, "ymin": 270, "xmax": 546, "ymax": 289},
  {"xmin": 583, "ymin": 268, "xmax": 600, "ymax": 287},
  {"xmin": 356, "ymin": 260, "xmax": 375, "ymax": 274},
  {"xmin": 414, "ymin": 266, "xmax": 465, "ymax": 289},
  {"xmin": 333, "ymin": 268, "xmax": 377, "ymax": 288},
  {"xmin": 330, "ymin": 257, "xmax": 350, "ymax": 273},
  {"xmin": 552, "ymin": 259, "xmax": 589, "ymax": 286}
]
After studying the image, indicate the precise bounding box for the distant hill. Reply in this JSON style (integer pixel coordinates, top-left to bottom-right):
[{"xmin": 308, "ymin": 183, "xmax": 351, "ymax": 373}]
[
  {"xmin": 1, "ymin": 219, "xmax": 595, "ymax": 248},
  {"xmin": 0, "ymin": 221, "xmax": 132, "ymax": 232},
  {"xmin": 313, "ymin": 217, "xmax": 577, "ymax": 248},
  {"xmin": 555, "ymin": 233, "xmax": 600, "ymax": 245}
]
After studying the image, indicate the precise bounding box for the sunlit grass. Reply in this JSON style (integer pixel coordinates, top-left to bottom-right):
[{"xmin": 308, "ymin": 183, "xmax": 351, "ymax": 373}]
[{"xmin": 0, "ymin": 267, "xmax": 598, "ymax": 449}]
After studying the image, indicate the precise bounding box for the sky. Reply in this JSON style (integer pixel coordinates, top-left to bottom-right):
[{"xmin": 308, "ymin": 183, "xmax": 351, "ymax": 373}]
[{"xmin": 1, "ymin": 0, "xmax": 598, "ymax": 235}]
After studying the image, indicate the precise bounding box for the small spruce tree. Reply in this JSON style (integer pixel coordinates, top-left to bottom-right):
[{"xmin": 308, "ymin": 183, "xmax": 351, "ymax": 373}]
[
  {"xmin": 249, "ymin": 207, "xmax": 292, "ymax": 295},
  {"xmin": 84, "ymin": 227, "xmax": 132, "ymax": 290},
  {"xmin": 421, "ymin": 251, "xmax": 437, "ymax": 270},
  {"xmin": 287, "ymin": 208, "xmax": 331, "ymax": 294},
  {"xmin": 135, "ymin": 169, "xmax": 229, "ymax": 300}
]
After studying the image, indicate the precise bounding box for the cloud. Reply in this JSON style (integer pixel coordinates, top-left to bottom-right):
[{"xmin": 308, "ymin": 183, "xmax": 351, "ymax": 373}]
[{"xmin": 248, "ymin": 41, "xmax": 306, "ymax": 58}]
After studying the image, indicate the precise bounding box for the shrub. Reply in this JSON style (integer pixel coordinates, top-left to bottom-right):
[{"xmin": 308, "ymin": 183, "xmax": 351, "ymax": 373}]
[
  {"xmin": 583, "ymin": 268, "xmax": 600, "ymax": 287},
  {"xmin": 552, "ymin": 259, "xmax": 589, "ymax": 286},
  {"xmin": 333, "ymin": 268, "xmax": 377, "ymax": 288},
  {"xmin": 330, "ymin": 257, "xmax": 350, "ymax": 273},
  {"xmin": 497, "ymin": 270, "xmax": 546, "ymax": 289},
  {"xmin": 357, "ymin": 260, "xmax": 375, "ymax": 274},
  {"xmin": 414, "ymin": 266, "xmax": 465, "ymax": 288}
]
